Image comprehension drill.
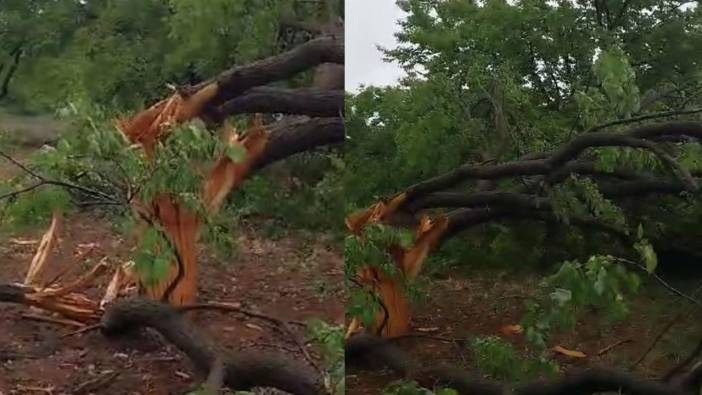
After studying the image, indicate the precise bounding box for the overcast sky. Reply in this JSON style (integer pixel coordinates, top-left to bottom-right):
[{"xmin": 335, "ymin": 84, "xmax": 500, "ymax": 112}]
[{"xmin": 345, "ymin": 1, "xmax": 407, "ymax": 92}]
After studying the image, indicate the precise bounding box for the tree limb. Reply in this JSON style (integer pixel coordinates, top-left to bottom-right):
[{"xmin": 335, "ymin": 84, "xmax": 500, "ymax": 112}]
[
  {"xmin": 346, "ymin": 334, "xmax": 701, "ymax": 395},
  {"xmin": 403, "ymin": 121, "xmax": 702, "ymax": 203},
  {"xmin": 257, "ymin": 116, "xmax": 344, "ymax": 169},
  {"xmin": 191, "ymin": 34, "xmax": 344, "ymax": 107},
  {"xmin": 100, "ymin": 299, "xmax": 322, "ymax": 395},
  {"xmin": 216, "ymin": 87, "xmax": 343, "ymax": 118}
]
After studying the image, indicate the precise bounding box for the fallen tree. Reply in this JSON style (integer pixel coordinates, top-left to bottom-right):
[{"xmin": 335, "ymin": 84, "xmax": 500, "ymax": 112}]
[
  {"xmin": 0, "ymin": 219, "xmax": 325, "ymax": 394},
  {"xmin": 345, "ymin": 333, "xmax": 702, "ymax": 395},
  {"xmin": 1, "ymin": 26, "xmax": 345, "ymax": 307},
  {"xmin": 0, "ymin": 285, "xmax": 323, "ymax": 394},
  {"xmin": 346, "ymin": 119, "xmax": 702, "ymax": 338}
]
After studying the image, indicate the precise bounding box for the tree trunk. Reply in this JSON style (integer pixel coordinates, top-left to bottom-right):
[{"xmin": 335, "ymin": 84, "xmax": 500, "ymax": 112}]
[{"xmin": 0, "ymin": 46, "xmax": 22, "ymax": 100}]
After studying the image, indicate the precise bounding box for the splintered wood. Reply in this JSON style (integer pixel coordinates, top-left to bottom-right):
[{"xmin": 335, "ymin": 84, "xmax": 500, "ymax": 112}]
[
  {"xmin": 117, "ymin": 82, "xmax": 270, "ymax": 306},
  {"xmin": 347, "ymin": 193, "xmax": 450, "ymax": 338},
  {"xmin": 6, "ymin": 212, "xmax": 135, "ymax": 325},
  {"xmin": 24, "ymin": 213, "xmax": 61, "ymax": 286}
]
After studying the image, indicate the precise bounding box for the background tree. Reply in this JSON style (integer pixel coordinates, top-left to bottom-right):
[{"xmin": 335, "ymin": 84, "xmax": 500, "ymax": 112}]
[{"xmin": 344, "ymin": 0, "xmax": 702, "ymax": 342}]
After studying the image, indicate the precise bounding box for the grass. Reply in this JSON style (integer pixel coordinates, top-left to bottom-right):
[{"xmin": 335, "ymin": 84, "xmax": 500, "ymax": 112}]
[{"xmin": 0, "ymin": 107, "xmax": 64, "ymax": 147}]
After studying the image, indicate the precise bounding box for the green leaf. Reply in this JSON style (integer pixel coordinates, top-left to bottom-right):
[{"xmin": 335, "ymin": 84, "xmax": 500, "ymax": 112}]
[
  {"xmin": 225, "ymin": 145, "xmax": 248, "ymax": 163},
  {"xmin": 549, "ymin": 288, "xmax": 572, "ymax": 306},
  {"xmin": 636, "ymin": 242, "xmax": 658, "ymax": 273}
]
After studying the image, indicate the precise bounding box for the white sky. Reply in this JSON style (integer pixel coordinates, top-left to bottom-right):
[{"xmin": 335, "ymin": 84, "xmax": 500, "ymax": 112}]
[{"xmin": 345, "ymin": 0, "xmax": 407, "ymax": 92}]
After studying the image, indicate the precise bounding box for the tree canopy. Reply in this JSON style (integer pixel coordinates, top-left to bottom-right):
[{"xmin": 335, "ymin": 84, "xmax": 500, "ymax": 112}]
[
  {"xmin": 345, "ymin": 0, "xmax": 702, "ymax": 264},
  {"xmin": 0, "ymin": 0, "xmax": 344, "ymax": 112}
]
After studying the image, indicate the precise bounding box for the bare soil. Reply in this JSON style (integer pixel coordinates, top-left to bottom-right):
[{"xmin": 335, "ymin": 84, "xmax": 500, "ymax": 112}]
[
  {"xmin": 0, "ymin": 119, "xmax": 344, "ymax": 395},
  {"xmin": 347, "ymin": 268, "xmax": 702, "ymax": 395},
  {"xmin": 0, "ymin": 109, "xmax": 64, "ymax": 147},
  {"xmin": 0, "ymin": 211, "xmax": 343, "ymax": 395}
]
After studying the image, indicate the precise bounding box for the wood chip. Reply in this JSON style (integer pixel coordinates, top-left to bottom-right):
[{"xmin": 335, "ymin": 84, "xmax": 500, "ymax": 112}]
[
  {"xmin": 9, "ymin": 238, "xmax": 38, "ymax": 245},
  {"xmin": 552, "ymin": 345, "xmax": 587, "ymax": 358}
]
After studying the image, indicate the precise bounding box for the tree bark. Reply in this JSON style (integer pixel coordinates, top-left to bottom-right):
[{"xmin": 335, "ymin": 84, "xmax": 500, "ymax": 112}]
[
  {"xmin": 217, "ymin": 88, "xmax": 343, "ymax": 118},
  {"xmin": 0, "ymin": 46, "xmax": 23, "ymax": 99},
  {"xmin": 191, "ymin": 34, "xmax": 344, "ymax": 107}
]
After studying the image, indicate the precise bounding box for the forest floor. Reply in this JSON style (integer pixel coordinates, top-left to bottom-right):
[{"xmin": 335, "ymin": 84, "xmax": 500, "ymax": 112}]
[
  {"xmin": 347, "ymin": 266, "xmax": 702, "ymax": 395},
  {"xmin": 0, "ymin": 144, "xmax": 344, "ymax": 394}
]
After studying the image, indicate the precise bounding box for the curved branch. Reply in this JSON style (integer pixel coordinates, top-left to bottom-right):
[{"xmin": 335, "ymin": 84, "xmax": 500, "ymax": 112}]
[
  {"xmin": 588, "ymin": 108, "xmax": 702, "ymax": 133},
  {"xmin": 404, "ymin": 121, "xmax": 702, "ymax": 203},
  {"xmin": 192, "ymin": 34, "xmax": 344, "ymax": 107},
  {"xmin": 443, "ymin": 206, "xmax": 630, "ymax": 243},
  {"xmin": 217, "ymin": 87, "xmax": 343, "ymax": 117},
  {"xmin": 346, "ymin": 334, "xmax": 700, "ymax": 395},
  {"xmin": 257, "ymin": 116, "xmax": 344, "ymax": 169},
  {"xmin": 100, "ymin": 299, "xmax": 322, "ymax": 395}
]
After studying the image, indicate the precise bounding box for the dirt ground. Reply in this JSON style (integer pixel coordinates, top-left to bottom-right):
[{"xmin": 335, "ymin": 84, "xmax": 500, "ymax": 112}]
[
  {"xmin": 0, "ymin": 118, "xmax": 344, "ymax": 395},
  {"xmin": 0, "ymin": 211, "xmax": 343, "ymax": 395},
  {"xmin": 347, "ymin": 267, "xmax": 702, "ymax": 395}
]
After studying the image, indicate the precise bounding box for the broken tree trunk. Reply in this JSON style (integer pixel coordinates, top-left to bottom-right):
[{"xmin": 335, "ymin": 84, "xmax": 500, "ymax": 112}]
[
  {"xmin": 346, "ymin": 120, "xmax": 702, "ymax": 338},
  {"xmin": 117, "ymin": 33, "xmax": 344, "ymax": 305}
]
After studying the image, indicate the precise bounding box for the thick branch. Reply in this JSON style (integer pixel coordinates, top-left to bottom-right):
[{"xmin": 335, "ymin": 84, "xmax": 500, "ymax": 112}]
[
  {"xmin": 443, "ymin": 206, "xmax": 630, "ymax": 243},
  {"xmin": 217, "ymin": 87, "xmax": 343, "ymax": 118},
  {"xmin": 100, "ymin": 299, "xmax": 322, "ymax": 395},
  {"xmin": 404, "ymin": 121, "xmax": 702, "ymax": 202},
  {"xmin": 257, "ymin": 116, "xmax": 344, "ymax": 168},
  {"xmin": 0, "ymin": 45, "xmax": 22, "ymax": 99},
  {"xmin": 346, "ymin": 334, "xmax": 700, "ymax": 395},
  {"xmin": 193, "ymin": 34, "xmax": 344, "ymax": 107}
]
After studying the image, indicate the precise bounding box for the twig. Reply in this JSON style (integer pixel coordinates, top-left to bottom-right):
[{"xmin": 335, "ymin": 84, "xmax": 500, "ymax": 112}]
[
  {"xmin": 0, "ymin": 150, "xmax": 122, "ymax": 205},
  {"xmin": 614, "ymin": 258, "xmax": 702, "ymax": 307},
  {"xmin": 37, "ymin": 258, "xmax": 109, "ymax": 298},
  {"xmin": 20, "ymin": 313, "xmax": 85, "ymax": 328},
  {"xmin": 588, "ymin": 107, "xmax": 702, "ymax": 133},
  {"xmin": 252, "ymin": 342, "xmax": 301, "ymax": 354},
  {"xmin": 0, "ymin": 182, "xmax": 45, "ymax": 201},
  {"xmin": 61, "ymin": 323, "xmax": 103, "ymax": 338},
  {"xmin": 598, "ymin": 339, "xmax": 633, "ymax": 356},
  {"xmin": 279, "ymin": 319, "xmax": 323, "ymax": 376},
  {"xmin": 14, "ymin": 385, "xmax": 54, "ymax": 394},
  {"xmin": 74, "ymin": 371, "xmax": 119, "ymax": 394},
  {"xmin": 177, "ymin": 302, "xmax": 306, "ymax": 326},
  {"xmin": 664, "ymin": 338, "xmax": 702, "ymax": 381},
  {"xmin": 41, "ymin": 244, "xmax": 98, "ymax": 291},
  {"xmin": 392, "ymin": 333, "xmax": 464, "ymax": 344},
  {"xmin": 177, "ymin": 302, "xmax": 323, "ymax": 375},
  {"xmin": 0, "ymin": 150, "xmax": 42, "ymax": 178},
  {"xmin": 631, "ymin": 315, "xmax": 681, "ymax": 368}
]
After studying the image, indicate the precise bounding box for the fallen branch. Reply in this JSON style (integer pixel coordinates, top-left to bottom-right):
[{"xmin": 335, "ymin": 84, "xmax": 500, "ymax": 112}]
[
  {"xmin": 631, "ymin": 315, "xmax": 681, "ymax": 368},
  {"xmin": 191, "ymin": 34, "xmax": 344, "ymax": 106},
  {"xmin": 20, "ymin": 313, "xmax": 85, "ymax": 328},
  {"xmin": 177, "ymin": 301, "xmax": 323, "ymax": 376},
  {"xmin": 0, "ymin": 150, "xmax": 122, "ymax": 205},
  {"xmin": 346, "ymin": 333, "xmax": 702, "ymax": 395},
  {"xmin": 177, "ymin": 302, "xmax": 306, "ymax": 327},
  {"xmin": 216, "ymin": 87, "xmax": 344, "ymax": 118},
  {"xmin": 598, "ymin": 339, "xmax": 633, "ymax": 356},
  {"xmin": 101, "ymin": 298, "xmax": 322, "ymax": 395},
  {"xmin": 74, "ymin": 371, "xmax": 119, "ymax": 395}
]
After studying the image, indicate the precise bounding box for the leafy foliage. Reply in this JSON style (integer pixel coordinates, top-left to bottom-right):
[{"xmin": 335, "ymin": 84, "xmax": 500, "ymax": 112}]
[
  {"xmin": 0, "ymin": 187, "xmax": 71, "ymax": 232},
  {"xmin": 471, "ymin": 336, "xmax": 558, "ymax": 381},
  {"xmin": 345, "ymin": 0, "xmax": 702, "ymax": 279},
  {"xmin": 522, "ymin": 255, "xmax": 641, "ymax": 350},
  {"xmin": 382, "ymin": 381, "xmax": 458, "ymax": 395},
  {"xmin": 307, "ymin": 319, "xmax": 345, "ymax": 395},
  {"xmin": 345, "ymin": 224, "xmax": 415, "ymax": 325}
]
